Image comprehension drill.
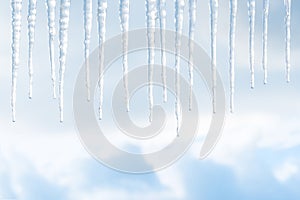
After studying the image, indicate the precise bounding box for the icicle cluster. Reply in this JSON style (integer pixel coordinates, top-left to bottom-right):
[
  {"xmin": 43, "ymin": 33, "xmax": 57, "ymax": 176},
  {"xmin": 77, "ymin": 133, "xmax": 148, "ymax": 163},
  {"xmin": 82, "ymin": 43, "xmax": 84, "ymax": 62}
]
[
  {"xmin": 209, "ymin": 0, "xmax": 218, "ymax": 113},
  {"xmin": 284, "ymin": 0, "xmax": 291, "ymax": 82},
  {"xmin": 9, "ymin": 1, "xmax": 297, "ymax": 124},
  {"xmin": 58, "ymin": 0, "xmax": 71, "ymax": 122},
  {"xmin": 158, "ymin": 0, "xmax": 167, "ymax": 102},
  {"xmin": 188, "ymin": 0, "xmax": 196, "ymax": 110},
  {"xmin": 98, "ymin": 0, "xmax": 108, "ymax": 120},
  {"xmin": 247, "ymin": 0, "xmax": 255, "ymax": 89},
  {"xmin": 175, "ymin": 0, "xmax": 185, "ymax": 135},
  {"xmin": 46, "ymin": 0, "xmax": 57, "ymax": 98},
  {"xmin": 146, "ymin": 0, "xmax": 157, "ymax": 122},
  {"xmin": 84, "ymin": 0, "xmax": 93, "ymax": 101},
  {"xmin": 27, "ymin": 0, "xmax": 37, "ymax": 99},
  {"xmin": 11, "ymin": 0, "xmax": 23, "ymax": 122},
  {"xmin": 229, "ymin": 0, "xmax": 237, "ymax": 112}
]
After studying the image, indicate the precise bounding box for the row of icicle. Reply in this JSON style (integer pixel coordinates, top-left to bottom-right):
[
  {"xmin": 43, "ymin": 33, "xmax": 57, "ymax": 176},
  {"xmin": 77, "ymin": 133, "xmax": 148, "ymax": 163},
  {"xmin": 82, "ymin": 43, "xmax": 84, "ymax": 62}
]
[{"xmin": 11, "ymin": 0, "xmax": 292, "ymax": 134}]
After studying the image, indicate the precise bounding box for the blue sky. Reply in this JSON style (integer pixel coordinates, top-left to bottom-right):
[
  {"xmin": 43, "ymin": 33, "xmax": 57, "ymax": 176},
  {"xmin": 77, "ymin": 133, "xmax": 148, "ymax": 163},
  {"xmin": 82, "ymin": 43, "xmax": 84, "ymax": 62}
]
[{"xmin": 1, "ymin": 0, "xmax": 300, "ymax": 199}]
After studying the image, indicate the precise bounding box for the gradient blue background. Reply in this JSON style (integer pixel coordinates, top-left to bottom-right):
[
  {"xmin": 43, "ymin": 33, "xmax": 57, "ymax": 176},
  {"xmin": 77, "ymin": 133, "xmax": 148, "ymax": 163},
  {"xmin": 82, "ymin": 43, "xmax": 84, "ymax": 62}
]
[{"xmin": 1, "ymin": 0, "xmax": 300, "ymax": 199}]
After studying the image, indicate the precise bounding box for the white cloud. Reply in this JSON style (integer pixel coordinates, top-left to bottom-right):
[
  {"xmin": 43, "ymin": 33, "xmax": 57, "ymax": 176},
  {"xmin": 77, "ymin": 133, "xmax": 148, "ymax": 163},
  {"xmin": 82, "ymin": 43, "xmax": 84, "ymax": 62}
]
[
  {"xmin": 190, "ymin": 112, "xmax": 300, "ymax": 176},
  {"xmin": 273, "ymin": 161, "xmax": 299, "ymax": 183},
  {"xmin": 67, "ymin": 167, "xmax": 186, "ymax": 200}
]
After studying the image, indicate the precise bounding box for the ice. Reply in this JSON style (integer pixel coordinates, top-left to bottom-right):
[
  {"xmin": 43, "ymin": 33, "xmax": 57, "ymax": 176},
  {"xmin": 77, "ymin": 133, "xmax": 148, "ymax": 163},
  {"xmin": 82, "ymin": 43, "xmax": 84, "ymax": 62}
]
[
  {"xmin": 175, "ymin": 0, "xmax": 185, "ymax": 135},
  {"xmin": 27, "ymin": 0, "xmax": 37, "ymax": 99},
  {"xmin": 247, "ymin": 0, "xmax": 255, "ymax": 89},
  {"xmin": 188, "ymin": 0, "xmax": 196, "ymax": 110},
  {"xmin": 229, "ymin": 0, "xmax": 237, "ymax": 112},
  {"xmin": 262, "ymin": 0, "xmax": 269, "ymax": 84},
  {"xmin": 58, "ymin": 0, "xmax": 71, "ymax": 122},
  {"xmin": 119, "ymin": 0, "xmax": 130, "ymax": 112},
  {"xmin": 46, "ymin": 0, "xmax": 57, "ymax": 98},
  {"xmin": 284, "ymin": 0, "xmax": 291, "ymax": 82},
  {"xmin": 84, "ymin": 0, "xmax": 93, "ymax": 101},
  {"xmin": 209, "ymin": 0, "xmax": 218, "ymax": 113},
  {"xmin": 11, "ymin": 0, "xmax": 23, "ymax": 122},
  {"xmin": 158, "ymin": 0, "xmax": 167, "ymax": 102},
  {"xmin": 146, "ymin": 0, "xmax": 156, "ymax": 122},
  {"xmin": 98, "ymin": 0, "xmax": 108, "ymax": 120}
]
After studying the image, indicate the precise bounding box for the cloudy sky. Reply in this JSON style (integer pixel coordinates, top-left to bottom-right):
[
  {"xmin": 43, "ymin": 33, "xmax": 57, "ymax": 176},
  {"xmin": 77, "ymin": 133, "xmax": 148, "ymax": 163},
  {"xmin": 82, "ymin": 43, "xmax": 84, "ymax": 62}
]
[{"xmin": 1, "ymin": 0, "xmax": 300, "ymax": 199}]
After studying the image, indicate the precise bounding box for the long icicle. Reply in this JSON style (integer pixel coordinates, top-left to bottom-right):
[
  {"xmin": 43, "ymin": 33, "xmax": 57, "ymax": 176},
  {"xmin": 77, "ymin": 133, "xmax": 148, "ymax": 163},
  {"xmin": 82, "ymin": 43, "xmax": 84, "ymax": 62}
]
[
  {"xmin": 98, "ymin": 0, "xmax": 108, "ymax": 120},
  {"xmin": 58, "ymin": 0, "xmax": 71, "ymax": 122},
  {"xmin": 284, "ymin": 0, "xmax": 291, "ymax": 83},
  {"xmin": 159, "ymin": 0, "xmax": 167, "ymax": 102},
  {"xmin": 247, "ymin": 0, "xmax": 255, "ymax": 89},
  {"xmin": 229, "ymin": 0, "xmax": 237, "ymax": 112},
  {"xmin": 146, "ymin": 0, "xmax": 156, "ymax": 122},
  {"xmin": 262, "ymin": 0, "xmax": 269, "ymax": 84},
  {"xmin": 209, "ymin": 0, "xmax": 218, "ymax": 113},
  {"xmin": 84, "ymin": 0, "xmax": 92, "ymax": 101},
  {"xmin": 46, "ymin": 0, "xmax": 57, "ymax": 98},
  {"xmin": 188, "ymin": 0, "xmax": 196, "ymax": 110},
  {"xmin": 175, "ymin": 0, "xmax": 185, "ymax": 135},
  {"xmin": 119, "ymin": 0, "xmax": 130, "ymax": 112},
  {"xmin": 11, "ymin": 0, "xmax": 23, "ymax": 122},
  {"xmin": 27, "ymin": 0, "xmax": 37, "ymax": 99}
]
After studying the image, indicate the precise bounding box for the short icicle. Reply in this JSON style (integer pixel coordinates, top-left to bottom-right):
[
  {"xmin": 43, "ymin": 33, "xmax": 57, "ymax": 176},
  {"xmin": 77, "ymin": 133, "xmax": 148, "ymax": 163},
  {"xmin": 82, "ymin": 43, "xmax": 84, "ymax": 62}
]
[
  {"xmin": 175, "ymin": 0, "xmax": 185, "ymax": 135},
  {"xmin": 84, "ymin": 0, "xmax": 93, "ymax": 101},
  {"xmin": 262, "ymin": 0, "xmax": 269, "ymax": 84},
  {"xmin": 58, "ymin": 0, "xmax": 71, "ymax": 122},
  {"xmin": 46, "ymin": 0, "xmax": 57, "ymax": 98},
  {"xmin": 159, "ymin": 0, "xmax": 167, "ymax": 102},
  {"xmin": 209, "ymin": 0, "xmax": 218, "ymax": 113},
  {"xmin": 247, "ymin": 0, "xmax": 255, "ymax": 88},
  {"xmin": 188, "ymin": 0, "xmax": 196, "ymax": 110},
  {"xmin": 11, "ymin": 0, "xmax": 23, "ymax": 122},
  {"xmin": 119, "ymin": 0, "xmax": 130, "ymax": 112},
  {"xmin": 229, "ymin": 0, "xmax": 237, "ymax": 112},
  {"xmin": 146, "ymin": 0, "xmax": 157, "ymax": 122},
  {"xmin": 98, "ymin": 0, "xmax": 108, "ymax": 120},
  {"xmin": 27, "ymin": 0, "xmax": 37, "ymax": 99},
  {"xmin": 284, "ymin": 0, "xmax": 291, "ymax": 82}
]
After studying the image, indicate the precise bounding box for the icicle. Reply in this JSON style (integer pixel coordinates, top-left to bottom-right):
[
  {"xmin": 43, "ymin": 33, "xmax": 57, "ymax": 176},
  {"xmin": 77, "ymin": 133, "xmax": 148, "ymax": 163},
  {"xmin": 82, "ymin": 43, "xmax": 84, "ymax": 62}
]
[
  {"xmin": 84, "ymin": 0, "xmax": 92, "ymax": 101},
  {"xmin": 188, "ymin": 0, "xmax": 196, "ymax": 110},
  {"xmin": 119, "ymin": 0, "xmax": 130, "ymax": 112},
  {"xmin": 209, "ymin": 0, "xmax": 218, "ymax": 113},
  {"xmin": 58, "ymin": 0, "xmax": 70, "ymax": 122},
  {"xmin": 46, "ymin": 0, "xmax": 57, "ymax": 98},
  {"xmin": 284, "ymin": 0, "xmax": 291, "ymax": 82},
  {"xmin": 247, "ymin": 0, "xmax": 255, "ymax": 88},
  {"xmin": 98, "ymin": 0, "xmax": 108, "ymax": 120},
  {"xmin": 27, "ymin": 0, "xmax": 37, "ymax": 99},
  {"xmin": 11, "ymin": 0, "xmax": 23, "ymax": 122},
  {"xmin": 175, "ymin": 0, "xmax": 185, "ymax": 135},
  {"xmin": 229, "ymin": 0, "xmax": 237, "ymax": 112},
  {"xmin": 262, "ymin": 0, "xmax": 269, "ymax": 84},
  {"xmin": 146, "ymin": 0, "xmax": 156, "ymax": 122},
  {"xmin": 159, "ymin": 0, "xmax": 167, "ymax": 102}
]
